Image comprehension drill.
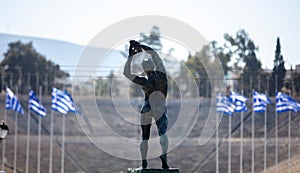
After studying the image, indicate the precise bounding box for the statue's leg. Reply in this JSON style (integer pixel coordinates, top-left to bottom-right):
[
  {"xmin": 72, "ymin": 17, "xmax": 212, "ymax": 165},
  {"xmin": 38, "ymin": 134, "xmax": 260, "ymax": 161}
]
[
  {"xmin": 159, "ymin": 134, "xmax": 168, "ymax": 156},
  {"xmin": 155, "ymin": 113, "xmax": 169, "ymax": 169},
  {"xmin": 140, "ymin": 125, "xmax": 151, "ymax": 168},
  {"xmin": 140, "ymin": 112, "xmax": 152, "ymax": 168}
]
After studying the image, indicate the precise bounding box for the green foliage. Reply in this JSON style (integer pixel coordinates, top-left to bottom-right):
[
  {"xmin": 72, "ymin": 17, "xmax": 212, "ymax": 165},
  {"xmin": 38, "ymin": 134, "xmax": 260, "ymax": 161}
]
[
  {"xmin": 224, "ymin": 30, "xmax": 261, "ymax": 72},
  {"xmin": 181, "ymin": 42, "xmax": 232, "ymax": 97},
  {"xmin": 174, "ymin": 61, "xmax": 192, "ymax": 97},
  {"xmin": 0, "ymin": 41, "xmax": 69, "ymax": 94},
  {"xmin": 94, "ymin": 76, "xmax": 111, "ymax": 97},
  {"xmin": 270, "ymin": 37, "xmax": 286, "ymax": 95},
  {"xmin": 139, "ymin": 26, "xmax": 162, "ymax": 52},
  {"xmin": 186, "ymin": 46, "xmax": 209, "ymax": 79},
  {"xmin": 211, "ymin": 41, "xmax": 231, "ymax": 75},
  {"xmin": 95, "ymin": 70, "xmax": 121, "ymax": 97},
  {"xmin": 185, "ymin": 45, "xmax": 212, "ymax": 97},
  {"xmin": 223, "ymin": 30, "xmax": 262, "ymax": 95}
]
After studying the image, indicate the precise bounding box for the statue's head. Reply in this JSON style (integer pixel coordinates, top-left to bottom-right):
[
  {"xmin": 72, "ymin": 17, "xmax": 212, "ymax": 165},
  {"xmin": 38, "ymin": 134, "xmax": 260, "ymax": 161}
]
[{"xmin": 142, "ymin": 58, "xmax": 155, "ymax": 72}]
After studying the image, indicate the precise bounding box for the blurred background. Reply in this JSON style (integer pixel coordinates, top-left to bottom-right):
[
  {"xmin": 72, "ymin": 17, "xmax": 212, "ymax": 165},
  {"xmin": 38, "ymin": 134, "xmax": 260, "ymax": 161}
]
[{"xmin": 0, "ymin": 1, "xmax": 300, "ymax": 173}]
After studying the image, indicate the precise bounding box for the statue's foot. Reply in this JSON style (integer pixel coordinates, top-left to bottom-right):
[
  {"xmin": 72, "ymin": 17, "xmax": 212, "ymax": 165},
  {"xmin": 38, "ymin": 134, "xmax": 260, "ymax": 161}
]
[
  {"xmin": 160, "ymin": 154, "xmax": 169, "ymax": 169},
  {"xmin": 142, "ymin": 160, "xmax": 148, "ymax": 169}
]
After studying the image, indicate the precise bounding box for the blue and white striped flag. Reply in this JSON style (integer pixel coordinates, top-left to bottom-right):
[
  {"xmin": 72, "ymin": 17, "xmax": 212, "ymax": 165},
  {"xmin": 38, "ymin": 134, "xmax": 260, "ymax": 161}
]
[
  {"xmin": 230, "ymin": 91, "xmax": 248, "ymax": 112},
  {"xmin": 6, "ymin": 87, "xmax": 24, "ymax": 114},
  {"xmin": 29, "ymin": 90, "xmax": 47, "ymax": 117},
  {"xmin": 276, "ymin": 92, "xmax": 300, "ymax": 112},
  {"xmin": 52, "ymin": 88, "xmax": 76, "ymax": 114},
  {"xmin": 216, "ymin": 92, "xmax": 235, "ymax": 116},
  {"xmin": 253, "ymin": 90, "xmax": 271, "ymax": 113}
]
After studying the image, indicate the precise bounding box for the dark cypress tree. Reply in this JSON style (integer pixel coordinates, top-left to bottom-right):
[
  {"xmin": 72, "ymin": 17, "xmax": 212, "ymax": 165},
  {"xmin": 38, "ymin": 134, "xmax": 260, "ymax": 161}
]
[{"xmin": 270, "ymin": 37, "xmax": 286, "ymax": 95}]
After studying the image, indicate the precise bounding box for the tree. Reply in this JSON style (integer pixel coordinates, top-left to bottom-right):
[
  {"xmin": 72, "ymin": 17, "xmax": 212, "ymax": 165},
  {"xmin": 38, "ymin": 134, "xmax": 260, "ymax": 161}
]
[
  {"xmin": 139, "ymin": 26, "xmax": 162, "ymax": 52},
  {"xmin": 270, "ymin": 37, "xmax": 286, "ymax": 95},
  {"xmin": 185, "ymin": 45, "xmax": 212, "ymax": 97},
  {"xmin": 0, "ymin": 41, "xmax": 69, "ymax": 94},
  {"xmin": 107, "ymin": 70, "xmax": 120, "ymax": 97},
  {"xmin": 293, "ymin": 72, "xmax": 300, "ymax": 96},
  {"xmin": 223, "ymin": 30, "xmax": 262, "ymax": 95},
  {"xmin": 211, "ymin": 41, "xmax": 231, "ymax": 76},
  {"xmin": 95, "ymin": 76, "xmax": 106, "ymax": 96},
  {"xmin": 175, "ymin": 61, "xmax": 192, "ymax": 97},
  {"xmin": 182, "ymin": 42, "xmax": 232, "ymax": 97}
]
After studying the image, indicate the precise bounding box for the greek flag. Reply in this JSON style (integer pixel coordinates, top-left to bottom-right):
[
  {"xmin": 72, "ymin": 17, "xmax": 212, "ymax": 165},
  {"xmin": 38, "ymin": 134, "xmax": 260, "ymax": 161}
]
[
  {"xmin": 29, "ymin": 90, "xmax": 47, "ymax": 117},
  {"xmin": 276, "ymin": 92, "xmax": 300, "ymax": 112},
  {"xmin": 52, "ymin": 88, "xmax": 76, "ymax": 114},
  {"xmin": 216, "ymin": 92, "xmax": 235, "ymax": 116},
  {"xmin": 230, "ymin": 91, "xmax": 248, "ymax": 112},
  {"xmin": 253, "ymin": 90, "xmax": 271, "ymax": 113},
  {"xmin": 6, "ymin": 87, "xmax": 24, "ymax": 114}
]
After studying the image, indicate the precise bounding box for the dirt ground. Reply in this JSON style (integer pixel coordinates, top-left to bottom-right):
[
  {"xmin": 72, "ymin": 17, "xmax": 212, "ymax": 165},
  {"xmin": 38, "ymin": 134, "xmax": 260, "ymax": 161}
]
[{"xmin": 1, "ymin": 97, "xmax": 300, "ymax": 173}]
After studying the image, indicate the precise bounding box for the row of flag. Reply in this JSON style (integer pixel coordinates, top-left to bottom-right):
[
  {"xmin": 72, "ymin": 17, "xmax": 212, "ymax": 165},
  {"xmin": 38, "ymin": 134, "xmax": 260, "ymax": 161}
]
[
  {"xmin": 217, "ymin": 90, "xmax": 300, "ymax": 115},
  {"xmin": 5, "ymin": 87, "xmax": 78, "ymax": 117}
]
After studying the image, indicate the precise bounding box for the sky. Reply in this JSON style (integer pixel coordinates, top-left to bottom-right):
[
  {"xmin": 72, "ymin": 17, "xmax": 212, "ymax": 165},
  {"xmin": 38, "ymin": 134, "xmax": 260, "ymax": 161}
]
[{"xmin": 0, "ymin": 0, "xmax": 299, "ymax": 69}]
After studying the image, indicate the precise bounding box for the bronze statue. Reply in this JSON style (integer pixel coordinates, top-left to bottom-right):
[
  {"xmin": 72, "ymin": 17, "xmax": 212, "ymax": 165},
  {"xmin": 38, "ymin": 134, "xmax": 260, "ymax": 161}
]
[{"xmin": 123, "ymin": 40, "xmax": 169, "ymax": 169}]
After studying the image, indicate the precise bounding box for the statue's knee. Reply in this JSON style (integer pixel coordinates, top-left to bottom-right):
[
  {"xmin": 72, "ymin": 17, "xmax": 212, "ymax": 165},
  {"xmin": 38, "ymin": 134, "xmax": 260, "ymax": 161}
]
[
  {"xmin": 159, "ymin": 134, "xmax": 168, "ymax": 146},
  {"xmin": 141, "ymin": 140, "xmax": 148, "ymax": 146}
]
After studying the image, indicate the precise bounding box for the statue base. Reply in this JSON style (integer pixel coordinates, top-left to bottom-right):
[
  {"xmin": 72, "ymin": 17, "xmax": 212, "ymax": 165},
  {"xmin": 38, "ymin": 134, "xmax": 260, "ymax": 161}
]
[{"xmin": 127, "ymin": 168, "xmax": 179, "ymax": 173}]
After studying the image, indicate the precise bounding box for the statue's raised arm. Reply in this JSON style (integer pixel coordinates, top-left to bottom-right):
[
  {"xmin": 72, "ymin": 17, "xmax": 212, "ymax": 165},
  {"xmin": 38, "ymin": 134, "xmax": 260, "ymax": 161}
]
[
  {"xmin": 123, "ymin": 40, "xmax": 143, "ymax": 82},
  {"xmin": 140, "ymin": 44, "xmax": 166, "ymax": 74}
]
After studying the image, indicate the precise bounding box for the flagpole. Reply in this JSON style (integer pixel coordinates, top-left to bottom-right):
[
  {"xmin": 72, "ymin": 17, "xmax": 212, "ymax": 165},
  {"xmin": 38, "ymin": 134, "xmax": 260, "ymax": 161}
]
[
  {"xmin": 2, "ymin": 108, "xmax": 7, "ymax": 171},
  {"xmin": 251, "ymin": 110, "xmax": 255, "ymax": 173},
  {"xmin": 240, "ymin": 86, "xmax": 244, "ymax": 173},
  {"xmin": 37, "ymin": 86, "xmax": 42, "ymax": 173},
  {"xmin": 264, "ymin": 90, "xmax": 268, "ymax": 173},
  {"xmin": 25, "ymin": 99, "xmax": 31, "ymax": 173},
  {"xmin": 249, "ymin": 76, "xmax": 254, "ymax": 173},
  {"xmin": 228, "ymin": 114, "xmax": 231, "ymax": 173},
  {"xmin": 251, "ymin": 89, "xmax": 255, "ymax": 173},
  {"xmin": 13, "ymin": 87, "xmax": 18, "ymax": 173},
  {"xmin": 288, "ymin": 79, "xmax": 294, "ymax": 173},
  {"xmin": 216, "ymin": 112, "xmax": 219, "ymax": 173},
  {"xmin": 288, "ymin": 109, "xmax": 291, "ymax": 173},
  {"xmin": 275, "ymin": 75, "xmax": 278, "ymax": 173},
  {"xmin": 288, "ymin": 89, "xmax": 292, "ymax": 173},
  {"xmin": 50, "ymin": 88, "xmax": 75, "ymax": 173},
  {"xmin": 25, "ymin": 73, "xmax": 31, "ymax": 173},
  {"xmin": 61, "ymin": 85, "xmax": 67, "ymax": 173},
  {"xmin": 61, "ymin": 114, "xmax": 65, "ymax": 173},
  {"xmin": 226, "ymin": 79, "xmax": 231, "ymax": 173},
  {"xmin": 49, "ymin": 110, "xmax": 54, "ymax": 173},
  {"xmin": 258, "ymin": 75, "xmax": 262, "ymax": 173},
  {"xmin": 265, "ymin": 76, "xmax": 270, "ymax": 173}
]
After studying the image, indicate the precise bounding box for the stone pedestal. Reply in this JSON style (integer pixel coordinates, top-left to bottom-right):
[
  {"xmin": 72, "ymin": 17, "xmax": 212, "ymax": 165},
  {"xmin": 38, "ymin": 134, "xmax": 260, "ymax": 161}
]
[{"xmin": 127, "ymin": 168, "xmax": 179, "ymax": 173}]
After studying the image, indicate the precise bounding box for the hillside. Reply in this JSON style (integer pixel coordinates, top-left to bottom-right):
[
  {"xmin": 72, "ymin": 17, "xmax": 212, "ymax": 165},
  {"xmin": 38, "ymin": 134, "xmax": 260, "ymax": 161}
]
[{"xmin": 0, "ymin": 33, "xmax": 124, "ymax": 77}]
